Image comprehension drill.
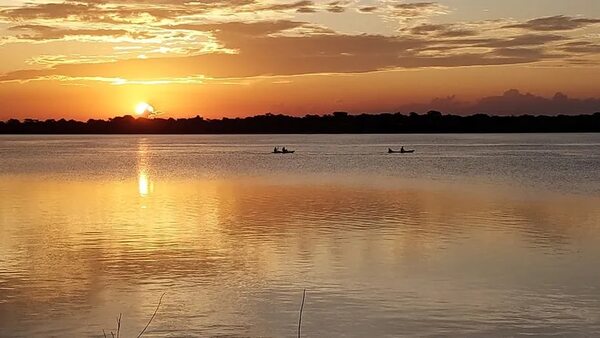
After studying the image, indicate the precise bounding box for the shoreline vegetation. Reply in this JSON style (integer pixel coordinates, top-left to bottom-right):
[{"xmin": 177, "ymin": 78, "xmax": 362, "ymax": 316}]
[
  {"xmin": 104, "ymin": 293, "xmax": 164, "ymax": 338},
  {"xmin": 1, "ymin": 111, "xmax": 600, "ymax": 134},
  {"xmin": 102, "ymin": 291, "xmax": 307, "ymax": 337}
]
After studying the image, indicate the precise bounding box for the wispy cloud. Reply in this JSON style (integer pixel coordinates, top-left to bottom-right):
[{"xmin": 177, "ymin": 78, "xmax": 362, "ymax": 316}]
[
  {"xmin": 505, "ymin": 15, "xmax": 600, "ymax": 31},
  {"xmin": 0, "ymin": 0, "xmax": 598, "ymax": 85},
  {"xmin": 8, "ymin": 24, "xmax": 151, "ymax": 41},
  {"xmin": 1, "ymin": 19, "xmax": 578, "ymax": 83},
  {"xmin": 386, "ymin": 1, "xmax": 449, "ymax": 23}
]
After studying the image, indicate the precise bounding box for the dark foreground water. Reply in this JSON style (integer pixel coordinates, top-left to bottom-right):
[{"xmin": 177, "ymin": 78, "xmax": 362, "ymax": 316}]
[{"xmin": 1, "ymin": 134, "xmax": 600, "ymax": 337}]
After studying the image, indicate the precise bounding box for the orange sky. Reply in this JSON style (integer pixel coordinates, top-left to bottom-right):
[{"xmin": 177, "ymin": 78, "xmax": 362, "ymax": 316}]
[{"xmin": 0, "ymin": 0, "xmax": 599, "ymax": 119}]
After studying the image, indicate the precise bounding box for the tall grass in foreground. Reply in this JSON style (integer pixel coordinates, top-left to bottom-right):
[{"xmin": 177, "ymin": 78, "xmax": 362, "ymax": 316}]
[
  {"xmin": 103, "ymin": 293, "xmax": 165, "ymax": 338},
  {"xmin": 103, "ymin": 290, "xmax": 307, "ymax": 337},
  {"xmin": 298, "ymin": 289, "xmax": 306, "ymax": 338}
]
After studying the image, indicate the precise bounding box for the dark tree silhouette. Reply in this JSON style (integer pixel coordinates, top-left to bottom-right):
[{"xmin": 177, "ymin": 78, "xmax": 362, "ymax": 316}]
[{"xmin": 1, "ymin": 111, "xmax": 599, "ymax": 134}]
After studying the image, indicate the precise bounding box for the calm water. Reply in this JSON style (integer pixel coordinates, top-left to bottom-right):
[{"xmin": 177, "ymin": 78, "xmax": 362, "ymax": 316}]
[{"xmin": 1, "ymin": 134, "xmax": 600, "ymax": 337}]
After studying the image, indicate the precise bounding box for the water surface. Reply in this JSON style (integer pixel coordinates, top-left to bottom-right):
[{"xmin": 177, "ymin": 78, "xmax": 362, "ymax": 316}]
[{"xmin": 1, "ymin": 134, "xmax": 600, "ymax": 337}]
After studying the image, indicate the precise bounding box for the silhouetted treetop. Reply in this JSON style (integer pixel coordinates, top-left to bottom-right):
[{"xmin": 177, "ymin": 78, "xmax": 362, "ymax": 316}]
[{"xmin": 1, "ymin": 112, "xmax": 599, "ymax": 134}]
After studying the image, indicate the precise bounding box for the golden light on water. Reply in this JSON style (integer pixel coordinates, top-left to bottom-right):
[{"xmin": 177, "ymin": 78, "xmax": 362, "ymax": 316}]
[
  {"xmin": 138, "ymin": 171, "xmax": 150, "ymax": 196},
  {"xmin": 137, "ymin": 139, "xmax": 153, "ymax": 198}
]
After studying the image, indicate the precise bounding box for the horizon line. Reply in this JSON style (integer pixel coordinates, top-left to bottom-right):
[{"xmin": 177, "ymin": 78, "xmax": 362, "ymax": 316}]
[{"xmin": 4, "ymin": 110, "xmax": 600, "ymax": 123}]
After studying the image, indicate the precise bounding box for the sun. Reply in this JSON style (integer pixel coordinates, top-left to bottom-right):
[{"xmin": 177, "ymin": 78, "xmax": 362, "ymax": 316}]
[{"xmin": 135, "ymin": 102, "xmax": 154, "ymax": 116}]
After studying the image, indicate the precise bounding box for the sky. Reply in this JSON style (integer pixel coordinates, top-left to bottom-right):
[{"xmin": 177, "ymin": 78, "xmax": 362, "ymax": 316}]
[{"xmin": 0, "ymin": 0, "xmax": 599, "ymax": 119}]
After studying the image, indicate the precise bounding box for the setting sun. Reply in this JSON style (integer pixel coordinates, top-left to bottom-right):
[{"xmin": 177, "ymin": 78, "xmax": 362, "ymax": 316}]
[{"xmin": 135, "ymin": 102, "xmax": 154, "ymax": 116}]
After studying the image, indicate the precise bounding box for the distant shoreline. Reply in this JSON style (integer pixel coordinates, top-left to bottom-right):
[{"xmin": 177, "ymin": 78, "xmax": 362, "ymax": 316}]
[{"xmin": 2, "ymin": 111, "xmax": 600, "ymax": 134}]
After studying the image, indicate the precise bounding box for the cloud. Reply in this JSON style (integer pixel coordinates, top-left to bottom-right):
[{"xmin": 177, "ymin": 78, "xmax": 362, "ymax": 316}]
[
  {"xmin": 380, "ymin": 2, "xmax": 451, "ymax": 31},
  {"xmin": 326, "ymin": 1, "xmax": 348, "ymax": 13},
  {"xmin": 25, "ymin": 54, "xmax": 119, "ymax": 66},
  {"xmin": 0, "ymin": 4, "xmax": 595, "ymax": 83},
  {"xmin": 492, "ymin": 47, "xmax": 547, "ymax": 59},
  {"xmin": 560, "ymin": 41, "xmax": 600, "ymax": 54},
  {"xmin": 358, "ymin": 6, "xmax": 377, "ymax": 13},
  {"xmin": 475, "ymin": 33, "xmax": 566, "ymax": 48},
  {"xmin": 1, "ymin": 2, "xmax": 94, "ymax": 20},
  {"xmin": 413, "ymin": 31, "xmax": 571, "ymax": 59},
  {"xmin": 390, "ymin": 2, "xmax": 449, "ymax": 19},
  {"xmin": 8, "ymin": 24, "xmax": 150, "ymax": 41},
  {"xmin": 393, "ymin": 2, "xmax": 445, "ymax": 14},
  {"xmin": 166, "ymin": 20, "xmax": 307, "ymax": 37},
  {"xmin": 505, "ymin": 15, "xmax": 600, "ymax": 31},
  {"xmin": 260, "ymin": 0, "xmax": 314, "ymax": 11},
  {"xmin": 296, "ymin": 6, "xmax": 317, "ymax": 13},
  {"xmin": 398, "ymin": 89, "xmax": 600, "ymax": 115},
  {"xmin": 0, "ymin": 20, "xmax": 553, "ymax": 83},
  {"xmin": 474, "ymin": 89, "xmax": 600, "ymax": 115},
  {"xmin": 409, "ymin": 23, "xmax": 478, "ymax": 37},
  {"xmin": 0, "ymin": 0, "xmax": 259, "ymax": 24},
  {"xmin": 0, "ymin": 2, "xmax": 196, "ymax": 25}
]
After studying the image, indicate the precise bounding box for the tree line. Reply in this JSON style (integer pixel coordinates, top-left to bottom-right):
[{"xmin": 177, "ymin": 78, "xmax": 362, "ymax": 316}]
[{"xmin": 1, "ymin": 111, "xmax": 600, "ymax": 134}]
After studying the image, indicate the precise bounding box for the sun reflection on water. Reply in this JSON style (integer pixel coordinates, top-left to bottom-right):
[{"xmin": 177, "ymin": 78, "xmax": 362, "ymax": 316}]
[
  {"xmin": 138, "ymin": 171, "xmax": 150, "ymax": 196},
  {"xmin": 137, "ymin": 139, "xmax": 153, "ymax": 198}
]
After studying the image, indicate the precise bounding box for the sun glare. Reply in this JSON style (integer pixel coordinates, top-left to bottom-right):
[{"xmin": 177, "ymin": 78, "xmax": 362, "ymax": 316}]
[{"xmin": 135, "ymin": 102, "xmax": 154, "ymax": 115}]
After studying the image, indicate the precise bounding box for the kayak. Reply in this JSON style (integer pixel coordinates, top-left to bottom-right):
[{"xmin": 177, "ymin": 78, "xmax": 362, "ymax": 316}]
[
  {"xmin": 388, "ymin": 149, "xmax": 415, "ymax": 154},
  {"xmin": 273, "ymin": 150, "xmax": 295, "ymax": 154}
]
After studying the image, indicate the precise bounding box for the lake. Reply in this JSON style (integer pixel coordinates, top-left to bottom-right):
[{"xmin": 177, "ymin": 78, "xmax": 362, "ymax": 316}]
[{"xmin": 1, "ymin": 134, "xmax": 600, "ymax": 337}]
